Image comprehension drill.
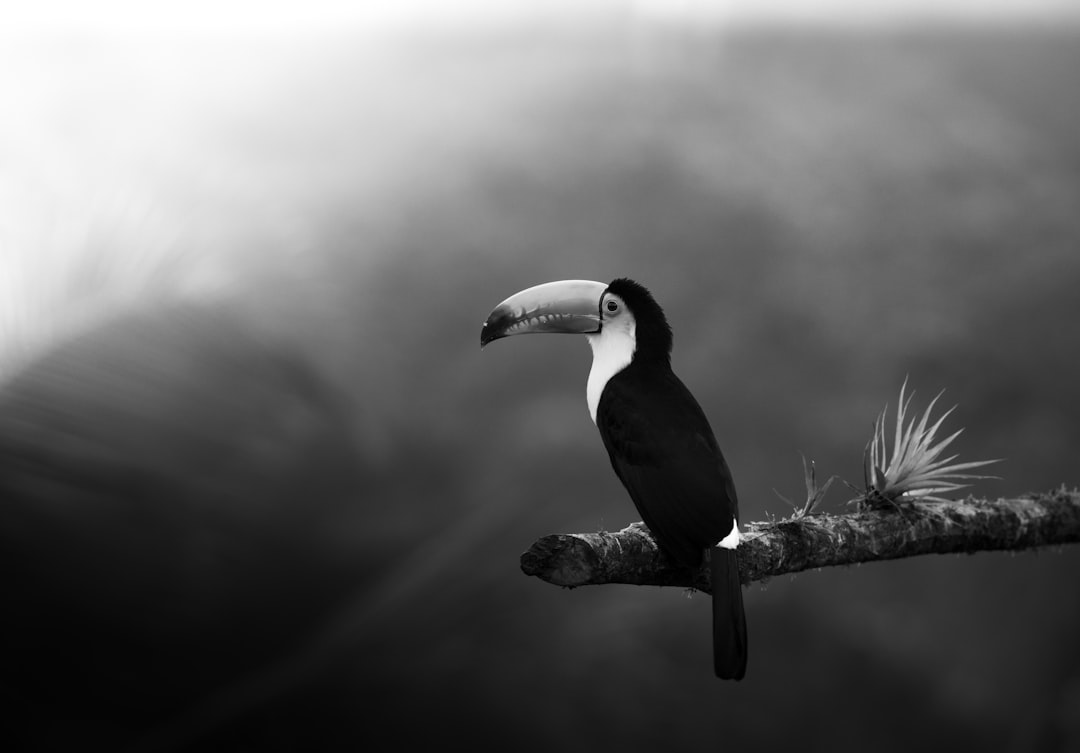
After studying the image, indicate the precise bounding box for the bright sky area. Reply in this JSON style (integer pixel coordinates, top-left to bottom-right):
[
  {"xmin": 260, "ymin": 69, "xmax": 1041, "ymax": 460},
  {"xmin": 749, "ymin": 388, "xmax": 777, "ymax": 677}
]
[
  {"xmin": 1, "ymin": 0, "xmax": 1077, "ymax": 374},
  {"xmin": 2, "ymin": 0, "xmax": 1079, "ymax": 36}
]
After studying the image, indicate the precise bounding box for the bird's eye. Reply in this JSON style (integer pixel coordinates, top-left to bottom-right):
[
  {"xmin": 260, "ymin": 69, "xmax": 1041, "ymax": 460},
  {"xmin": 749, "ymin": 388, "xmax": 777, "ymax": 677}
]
[{"xmin": 605, "ymin": 300, "xmax": 619, "ymax": 313}]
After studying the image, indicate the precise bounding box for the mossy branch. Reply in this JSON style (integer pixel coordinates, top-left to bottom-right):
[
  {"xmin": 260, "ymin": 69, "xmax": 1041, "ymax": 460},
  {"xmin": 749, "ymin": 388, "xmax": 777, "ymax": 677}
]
[{"xmin": 520, "ymin": 488, "xmax": 1080, "ymax": 592}]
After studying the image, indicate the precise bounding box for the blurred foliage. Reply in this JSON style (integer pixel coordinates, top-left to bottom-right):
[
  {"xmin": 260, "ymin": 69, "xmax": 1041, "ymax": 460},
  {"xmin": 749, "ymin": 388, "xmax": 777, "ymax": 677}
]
[{"xmin": 2, "ymin": 22, "xmax": 1080, "ymax": 753}]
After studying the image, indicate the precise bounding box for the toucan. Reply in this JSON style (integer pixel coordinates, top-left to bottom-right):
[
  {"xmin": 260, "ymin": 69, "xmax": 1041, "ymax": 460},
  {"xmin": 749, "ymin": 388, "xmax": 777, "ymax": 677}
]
[{"xmin": 481, "ymin": 278, "xmax": 747, "ymax": 680}]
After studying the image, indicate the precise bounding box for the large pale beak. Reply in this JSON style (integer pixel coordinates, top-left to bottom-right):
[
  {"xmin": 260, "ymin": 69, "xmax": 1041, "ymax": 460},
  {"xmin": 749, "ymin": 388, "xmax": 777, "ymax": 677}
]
[{"xmin": 481, "ymin": 280, "xmax": 607, "ymax": 348}]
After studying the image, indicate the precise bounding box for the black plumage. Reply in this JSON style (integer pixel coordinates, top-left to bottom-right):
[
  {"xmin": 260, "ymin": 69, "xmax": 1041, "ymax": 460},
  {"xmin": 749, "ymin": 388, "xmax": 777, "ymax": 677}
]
[{"xmin": 595, "ymin": 279, "xmax": 748, "ymax": 680}]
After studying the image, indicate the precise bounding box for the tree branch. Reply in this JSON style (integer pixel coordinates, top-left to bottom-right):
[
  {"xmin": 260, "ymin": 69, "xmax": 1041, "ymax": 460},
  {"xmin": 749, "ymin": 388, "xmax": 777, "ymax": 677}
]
[{"xmin": 520, "ymin": 488, "xmax": 1080, "ymax": 592}]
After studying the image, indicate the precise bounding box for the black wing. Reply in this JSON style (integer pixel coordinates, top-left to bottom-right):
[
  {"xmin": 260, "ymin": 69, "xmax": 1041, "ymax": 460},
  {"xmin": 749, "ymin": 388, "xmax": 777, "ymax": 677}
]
[{"xmin": 595, "ymin": 361, "xmax": 738, "ymax": 568}]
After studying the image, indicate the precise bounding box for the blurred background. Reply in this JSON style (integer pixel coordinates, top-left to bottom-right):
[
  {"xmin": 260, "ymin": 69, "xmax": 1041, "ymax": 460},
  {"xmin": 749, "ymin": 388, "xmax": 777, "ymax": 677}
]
[{"xmin": 2, "ymin": 1, "xmax": 1079, "ymax": 751}]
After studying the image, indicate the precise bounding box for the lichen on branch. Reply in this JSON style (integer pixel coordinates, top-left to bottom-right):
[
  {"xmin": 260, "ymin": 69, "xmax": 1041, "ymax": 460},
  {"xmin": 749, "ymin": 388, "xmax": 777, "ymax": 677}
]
[{"xmin": 520, "ymin": 488, "xmax": 1080, "ymax": 592}]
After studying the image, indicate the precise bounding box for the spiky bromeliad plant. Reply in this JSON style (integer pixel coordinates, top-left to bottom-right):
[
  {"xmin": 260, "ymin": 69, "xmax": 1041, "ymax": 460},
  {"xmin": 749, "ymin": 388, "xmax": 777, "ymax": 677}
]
[
  {"xmin": 777, "ymin": 453, "xmax": 837, "ymax": 519},
  {"xmin": 860, "ymin": 380, "xmax": 1000, "ymax": 511}
]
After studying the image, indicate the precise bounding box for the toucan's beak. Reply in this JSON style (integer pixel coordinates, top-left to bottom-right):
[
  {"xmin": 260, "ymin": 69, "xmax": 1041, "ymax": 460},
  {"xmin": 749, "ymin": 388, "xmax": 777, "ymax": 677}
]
[{"xmin": 481, "ymin": 280, "xmax": 607, "ymax": 348}]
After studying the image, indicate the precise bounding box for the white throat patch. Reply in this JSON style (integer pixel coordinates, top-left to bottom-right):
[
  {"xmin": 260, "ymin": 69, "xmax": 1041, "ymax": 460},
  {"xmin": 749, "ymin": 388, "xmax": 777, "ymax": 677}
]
[{"xmin": 585, "ymin": 319, "xmax": 636, "ymax": 423}]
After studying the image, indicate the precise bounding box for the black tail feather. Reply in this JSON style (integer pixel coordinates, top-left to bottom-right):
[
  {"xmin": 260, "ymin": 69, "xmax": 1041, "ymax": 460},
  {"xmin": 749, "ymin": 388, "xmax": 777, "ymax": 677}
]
[{"xmin": 710, "ymin": 547, "xmax": 747, "ymax": 680}]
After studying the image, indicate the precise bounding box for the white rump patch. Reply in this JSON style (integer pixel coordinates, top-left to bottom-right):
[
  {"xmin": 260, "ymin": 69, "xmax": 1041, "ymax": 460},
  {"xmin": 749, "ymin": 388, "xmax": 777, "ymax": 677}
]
[
  {"xmin": 716, "ymin": 519, "xmax": 740, "ymax": 549},
  {"xmin": 585, "ymin": 318, "xmax": 635, "ymax": 423}
]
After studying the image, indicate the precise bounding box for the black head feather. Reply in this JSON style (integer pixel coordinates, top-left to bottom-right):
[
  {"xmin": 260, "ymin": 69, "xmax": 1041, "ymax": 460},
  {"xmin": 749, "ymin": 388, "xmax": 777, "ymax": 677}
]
[{"xmin": 605, "ymin": 278, "xmax": 673, "ymax": 361}]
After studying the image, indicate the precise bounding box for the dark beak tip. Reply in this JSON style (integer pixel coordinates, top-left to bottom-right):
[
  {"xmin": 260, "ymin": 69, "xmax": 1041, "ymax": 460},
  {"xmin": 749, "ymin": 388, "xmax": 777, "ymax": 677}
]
[
  {"xmin": 479, "ymin": 321, "xmax": 498, "ymax": 349},
  {"xmin": 480, "ymin": 308, "xmax": 512, "ymax": 349}
]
